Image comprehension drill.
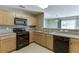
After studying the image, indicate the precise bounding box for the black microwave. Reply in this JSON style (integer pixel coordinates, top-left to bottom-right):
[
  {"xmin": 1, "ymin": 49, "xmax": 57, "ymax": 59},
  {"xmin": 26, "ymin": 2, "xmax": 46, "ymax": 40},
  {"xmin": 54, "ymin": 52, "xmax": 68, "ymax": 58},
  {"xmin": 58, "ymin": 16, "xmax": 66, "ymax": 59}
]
[{"xmin": 14, "ymin": 18, "xmax": 27, "ymax": 26}]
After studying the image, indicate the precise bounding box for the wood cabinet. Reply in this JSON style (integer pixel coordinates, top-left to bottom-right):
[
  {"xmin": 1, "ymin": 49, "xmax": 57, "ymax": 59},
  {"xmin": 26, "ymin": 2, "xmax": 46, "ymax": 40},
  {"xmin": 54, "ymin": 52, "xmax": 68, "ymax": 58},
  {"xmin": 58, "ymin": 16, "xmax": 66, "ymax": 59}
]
[
  {"xmin": 69, "ymin": 38, "xmax": 79, "ymax": 53},
  {"xmin": 31, "ymin": 32, "xmax": 53, "ymax": 50},
  {"xmin": 0, "ymin": 9, "xmax": 37, "ymax": 25},
  {"xmin": 15, "ymin": 12, "xmax": 26, "ymax": 19},
  {"xmin": 29, "ymin": 32, "xmax": 35, "ymax": 43},
  {"xmin": 32, "ymin": 32, "xmax": 45, "ymax": 45},
  {"xmin": 46, "ymin": 34, "xmax": 53, "ymax": 50},
  {"xmin": 0, "ymin": 10, "xmax": 15, "ymax": 25},
  {"xmin": 3, "ymin": 15, "xmax": 14, "ymax": 25},
  {"xmin": 34, "ymin": 32, "xmax": 47, "ymax": 47},
  {"xmin": 39, "ymin": 33, "xmax": 47, "ymax": 47},
  {"xmin": 34, "ymin": 32, "xmax": 42, "ymax": 44},
  {"xmin": 30, "ymin": 32, "xmax": 79, "ymax": 53},
  {"xmin": 27, "ymin": 17, "xmax": 37, "ymax": 26},
  {"xmin": 0, "ymin": 35, "xmax": 16, "ymax": 53},
  {"xmin": 29, "ymin": 32, "xmax": 36, "ymax": 43}
]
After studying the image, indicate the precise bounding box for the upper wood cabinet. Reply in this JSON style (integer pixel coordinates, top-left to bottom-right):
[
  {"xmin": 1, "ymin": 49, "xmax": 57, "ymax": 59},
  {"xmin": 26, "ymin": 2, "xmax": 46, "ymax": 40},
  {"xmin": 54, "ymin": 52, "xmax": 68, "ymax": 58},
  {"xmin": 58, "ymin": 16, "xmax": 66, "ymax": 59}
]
[
  {"xmin": 0, "ymin": 10, "xmax": 15, "ymax": 25},
  {"xmin": 15, "ymin": 12, "xmax": 26, "ymax": 19},
  {"xmin": 15, "ymin": 12, "xmax": 37, "ymax": 26},
  {"xmin": 27, "ymin": 16, "xmax": 37, "ymax": 26},
  {"xmin": 0, "ymin": 10, "xmax": 37, "ymax": 25}
]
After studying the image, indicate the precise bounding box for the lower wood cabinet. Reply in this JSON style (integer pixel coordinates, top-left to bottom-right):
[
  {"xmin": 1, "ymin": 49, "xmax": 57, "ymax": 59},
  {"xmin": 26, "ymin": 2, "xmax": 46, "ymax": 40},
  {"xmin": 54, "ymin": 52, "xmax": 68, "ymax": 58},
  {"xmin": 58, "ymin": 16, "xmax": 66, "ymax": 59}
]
[
  {"xmin": 34, "ymin": 32, "xmax": 44, "ymax": 45},
  {"xmin": 34, "ymin": 32, "xmax": 41, "ymax": 44},
  {"xmin": 31, "ymin": 32, "xmax": 53, "ymax": 50},
  {"xmin": 29, "ymin": 32, "xmax": 35, "ymax": 43},
  {"xmin": 46, "ymin": 34, "xmax": 53, "ymax": 50},
  {"xmin": 39, "ymin": 33, "xmax": 47, "ymax": 47},
  {"xmin": 30, "ymin": 32, "xmax": 79, "ymax": 53},
  {"xmin": 33, "ymin": 32, "xmax": 44, "ymax": 45},
  {"xmin": 0, "ymin": 37, "xmax": 16, "ymax": 53},
  {"xmin": 69, "ymin": 38, "xmax": 79, "ymax": 53}
]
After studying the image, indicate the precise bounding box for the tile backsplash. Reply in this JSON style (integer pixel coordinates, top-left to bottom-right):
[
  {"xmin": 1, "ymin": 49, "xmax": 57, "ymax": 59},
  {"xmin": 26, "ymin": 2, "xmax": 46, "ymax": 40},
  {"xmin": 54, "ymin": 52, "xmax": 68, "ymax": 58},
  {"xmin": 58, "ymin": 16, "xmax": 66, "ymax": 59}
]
[
  {"xmin": 0, "ymin": 25, "xmax": 79, "ymax": 35},
  {"xmin": 0, "ymin": 25, "xmax": 36, "ymax": 32}
]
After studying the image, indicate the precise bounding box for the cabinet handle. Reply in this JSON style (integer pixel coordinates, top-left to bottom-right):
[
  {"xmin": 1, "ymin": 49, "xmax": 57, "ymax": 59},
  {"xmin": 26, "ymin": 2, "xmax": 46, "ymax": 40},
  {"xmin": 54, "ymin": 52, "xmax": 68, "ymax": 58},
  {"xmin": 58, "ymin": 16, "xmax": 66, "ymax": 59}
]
[{"xmin": 70, "ymin": 43, "xmax": 73, "ymax": 45}]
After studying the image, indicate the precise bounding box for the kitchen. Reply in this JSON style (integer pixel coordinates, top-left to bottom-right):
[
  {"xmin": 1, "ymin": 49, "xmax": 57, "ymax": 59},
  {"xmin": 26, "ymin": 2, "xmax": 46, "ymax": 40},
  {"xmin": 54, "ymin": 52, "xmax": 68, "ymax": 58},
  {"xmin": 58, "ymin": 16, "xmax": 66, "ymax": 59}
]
[{"xmin": 0, "ymin": 5, "xmax": 79, "ymax": 53}]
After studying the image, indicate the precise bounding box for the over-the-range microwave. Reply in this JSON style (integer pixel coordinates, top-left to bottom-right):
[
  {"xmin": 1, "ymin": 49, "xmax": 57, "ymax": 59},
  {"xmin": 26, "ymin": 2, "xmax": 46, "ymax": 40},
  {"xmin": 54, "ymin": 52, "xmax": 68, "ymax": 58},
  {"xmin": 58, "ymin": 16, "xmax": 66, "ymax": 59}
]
[{"xmin": 14, "ymin": 18, "xmax": 27, "ymax": 26}]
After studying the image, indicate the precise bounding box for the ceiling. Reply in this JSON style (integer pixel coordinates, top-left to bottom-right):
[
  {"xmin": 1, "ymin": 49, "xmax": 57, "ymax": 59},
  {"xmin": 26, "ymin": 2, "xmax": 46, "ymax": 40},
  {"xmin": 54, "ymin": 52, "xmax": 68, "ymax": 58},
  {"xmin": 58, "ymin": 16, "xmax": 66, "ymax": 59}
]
[
  {"xmin": 44, "ymin": 5, "xmax": 79, "ymax": 18},
  {"xmin": 0, "ymin": 5, "xmax": 44, "ymax": 15}
]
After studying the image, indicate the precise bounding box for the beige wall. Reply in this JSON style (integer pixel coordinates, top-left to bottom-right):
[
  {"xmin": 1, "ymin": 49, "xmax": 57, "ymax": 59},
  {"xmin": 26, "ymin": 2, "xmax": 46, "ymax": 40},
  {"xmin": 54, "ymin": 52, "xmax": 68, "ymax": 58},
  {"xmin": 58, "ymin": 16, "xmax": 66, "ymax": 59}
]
[{"xmin": 36, "ymin": 13, "xmax": 44, "ymax": 31}]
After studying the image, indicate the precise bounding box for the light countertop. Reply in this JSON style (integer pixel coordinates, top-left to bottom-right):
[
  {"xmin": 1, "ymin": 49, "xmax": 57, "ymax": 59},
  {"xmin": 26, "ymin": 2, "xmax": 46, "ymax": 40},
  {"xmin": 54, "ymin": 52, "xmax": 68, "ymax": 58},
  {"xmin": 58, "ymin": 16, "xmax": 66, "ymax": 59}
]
[
  {"xmin": 0, "ymin": 32, "xmax": 16, "ymax": 36},
  {"xmin": 49, "ymin": 32, "xmax": 79, "ymax": 39},
  {"xmin": 0, "ymin": 32, "xmax": 16, "ymax": 40},
  {"xmin": 35, "ymin": 31, "xmax": 79, "ymax": 39}
]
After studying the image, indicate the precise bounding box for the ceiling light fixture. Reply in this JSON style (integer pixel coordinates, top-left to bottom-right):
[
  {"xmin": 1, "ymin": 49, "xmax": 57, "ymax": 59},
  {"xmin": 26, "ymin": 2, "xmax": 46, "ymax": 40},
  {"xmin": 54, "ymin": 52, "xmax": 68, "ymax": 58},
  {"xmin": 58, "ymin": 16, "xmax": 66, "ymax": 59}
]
[
  {"xmin": 38, "ymin": 5, "xmax": 48, "ymax": 9},
  {"xmin": 19, "ymin": 5, "xmax": 25, "ymax": 8}
]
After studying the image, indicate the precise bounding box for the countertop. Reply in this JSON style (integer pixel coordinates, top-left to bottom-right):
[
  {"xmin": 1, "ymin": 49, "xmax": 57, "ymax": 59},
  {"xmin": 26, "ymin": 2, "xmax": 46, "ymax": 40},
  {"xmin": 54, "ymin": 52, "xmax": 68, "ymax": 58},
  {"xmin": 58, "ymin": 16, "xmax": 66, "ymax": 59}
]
[
  {"xmin": 0, "ymin": 32, "xmax": 16, "ymax": 36},
  {"xmin": 0, "ymin": 32, "xmax": 16, "ymax": 40},
  {"xmin": 1, "ymin": 30, "xmax": 79, "ymax": 39},
  {"xmin": 49, "ymin": 32, "xmax": 79, "ymax": 39},
  {"xmin": 35, "ymin": 31, "xmax": 79, "ymax": 39}
]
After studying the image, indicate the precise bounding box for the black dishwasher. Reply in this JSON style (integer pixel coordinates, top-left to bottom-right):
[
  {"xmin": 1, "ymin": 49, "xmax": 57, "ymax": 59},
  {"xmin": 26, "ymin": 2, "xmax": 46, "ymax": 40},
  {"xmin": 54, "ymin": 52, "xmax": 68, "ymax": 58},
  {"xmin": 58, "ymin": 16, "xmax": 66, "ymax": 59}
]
[{"xmin": 53, "ymin": 35, "xmax": 70, "ymax": 53}]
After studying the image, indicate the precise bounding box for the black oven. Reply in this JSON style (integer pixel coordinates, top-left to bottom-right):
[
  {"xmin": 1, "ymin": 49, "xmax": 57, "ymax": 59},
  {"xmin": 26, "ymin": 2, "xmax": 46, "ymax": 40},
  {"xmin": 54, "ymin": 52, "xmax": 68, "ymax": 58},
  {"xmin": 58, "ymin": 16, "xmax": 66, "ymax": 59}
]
[
  {"xmin": 13, "ymin": 18, "xmax": 29, "ymax": 50},
  {"xmin": 13, "ymin": 28, "xmax": 29, "ymax": 50}
]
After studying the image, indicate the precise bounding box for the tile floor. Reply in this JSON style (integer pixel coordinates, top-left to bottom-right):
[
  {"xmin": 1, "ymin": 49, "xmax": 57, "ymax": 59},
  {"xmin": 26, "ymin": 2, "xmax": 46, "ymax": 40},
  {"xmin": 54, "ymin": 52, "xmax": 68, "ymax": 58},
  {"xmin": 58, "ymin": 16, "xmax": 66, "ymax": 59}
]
[{"xmin": 13, "ymin": 43, "xmax": 53, "ymax": 53}]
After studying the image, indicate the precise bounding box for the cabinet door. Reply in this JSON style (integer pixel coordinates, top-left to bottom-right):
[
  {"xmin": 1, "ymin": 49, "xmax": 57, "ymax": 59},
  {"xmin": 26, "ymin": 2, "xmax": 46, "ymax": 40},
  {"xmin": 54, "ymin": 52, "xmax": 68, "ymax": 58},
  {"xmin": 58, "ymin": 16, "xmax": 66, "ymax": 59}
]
[
  {"xmin": 3, "ymin": 15, "xmax": 14, "ymax": 25},
  {"xmin": 33, "ymin": 32, "xmax": 38, "ymax": 43},
  {"xmin": 29, "ymin": 32, "xmax": 35, "ymax": 43},
  {"xmin": 4, "ymin": 11, "xmax": 15, "ymax": 25},
  {"xmin": 34, "ymin": 32, "xmax": 40, "ymax": 44},
  {"xmin": 46, "ymin": 34, "xmax": 53, "ymax": 50},
  {"xmin": 33, "ymin": 32, "xmax": 42, "ymax": 45},
  {"xmin": 70, "ymin": 44, "xmax": 79, "ymax": 53},
  {"xmin": 0, "ymin": 37, "xmax": 16, "ymax": 53},
  {"xmin": 0, "ymin": 10, "xmax": 14, "ymax": 25},
  {"xmin": 15, "ymin": 12, "xmax": 26, "ymax": 19},
  {"xmin": 28, "ymin": 17, "xmax": 37, "ymax": 26},
  {"xmin": 70, "ymin": 39, "xmax": 79, "ymax": 53},
  {"xmin": 39, "ymin": 33, "xmax": 46, "ymax": 46},
  {"xmin": 0, "ymin": 11, "xmax": 5, "ymax": 24}
]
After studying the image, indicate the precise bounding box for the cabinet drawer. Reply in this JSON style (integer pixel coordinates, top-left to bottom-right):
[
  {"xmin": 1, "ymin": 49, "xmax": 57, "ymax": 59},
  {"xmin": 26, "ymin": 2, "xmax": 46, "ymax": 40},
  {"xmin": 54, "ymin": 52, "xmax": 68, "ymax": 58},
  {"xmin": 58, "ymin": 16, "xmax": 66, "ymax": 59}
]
[{"xmin": 70, "ymin": 39, "xmax": 79, "ymax": 44}]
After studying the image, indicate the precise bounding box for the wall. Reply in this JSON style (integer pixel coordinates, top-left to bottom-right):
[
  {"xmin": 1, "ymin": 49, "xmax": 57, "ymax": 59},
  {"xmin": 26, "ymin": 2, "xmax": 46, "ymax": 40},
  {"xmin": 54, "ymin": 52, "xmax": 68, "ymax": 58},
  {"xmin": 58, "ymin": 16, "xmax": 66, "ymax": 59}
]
[
  {"xmin": 35, "ymin": 13, "xmax": 44, "ymax": 31},
  {"xmin": 44, "ymin": 5, "xmax": 79, "ymax": 18}
]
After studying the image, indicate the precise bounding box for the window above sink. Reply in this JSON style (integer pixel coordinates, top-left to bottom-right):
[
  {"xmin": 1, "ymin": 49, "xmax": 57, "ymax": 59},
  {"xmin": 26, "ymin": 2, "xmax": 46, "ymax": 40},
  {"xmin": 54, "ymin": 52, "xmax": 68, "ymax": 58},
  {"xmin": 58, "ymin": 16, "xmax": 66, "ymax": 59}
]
[{"xmin": 44, "ymin": 16, "xmax": 79, "ymax": 30}]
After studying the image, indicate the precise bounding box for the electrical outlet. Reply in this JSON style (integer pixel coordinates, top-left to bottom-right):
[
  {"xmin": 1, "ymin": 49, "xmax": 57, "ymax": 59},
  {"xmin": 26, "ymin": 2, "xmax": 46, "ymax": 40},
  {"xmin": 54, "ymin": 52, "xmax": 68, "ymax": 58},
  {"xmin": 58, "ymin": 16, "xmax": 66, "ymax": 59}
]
[{"xmin": 64, "ymin": 30, "xmax": 68, "ymax": 32}]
